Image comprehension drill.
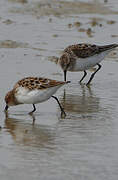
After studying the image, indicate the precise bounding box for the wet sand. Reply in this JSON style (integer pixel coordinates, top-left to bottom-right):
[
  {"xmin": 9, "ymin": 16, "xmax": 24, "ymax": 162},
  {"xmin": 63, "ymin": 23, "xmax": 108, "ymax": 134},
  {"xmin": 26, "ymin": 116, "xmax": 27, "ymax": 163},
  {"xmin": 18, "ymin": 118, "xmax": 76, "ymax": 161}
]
[{"xmin": 0, "ymin": 0, "xmax": 118, "ymax": 180}]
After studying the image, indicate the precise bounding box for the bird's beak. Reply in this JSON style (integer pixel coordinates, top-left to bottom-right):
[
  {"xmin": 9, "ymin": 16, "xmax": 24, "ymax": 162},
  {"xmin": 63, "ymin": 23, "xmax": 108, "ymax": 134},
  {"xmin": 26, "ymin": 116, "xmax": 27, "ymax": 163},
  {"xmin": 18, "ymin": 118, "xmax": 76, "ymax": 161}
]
[
  {"xmin": 5, "ymin": 105, "xmax": 9, "ymax": 111},
  {"xmin": 64, "ymin": 70, "xmax": 67, "ymax": 82}
]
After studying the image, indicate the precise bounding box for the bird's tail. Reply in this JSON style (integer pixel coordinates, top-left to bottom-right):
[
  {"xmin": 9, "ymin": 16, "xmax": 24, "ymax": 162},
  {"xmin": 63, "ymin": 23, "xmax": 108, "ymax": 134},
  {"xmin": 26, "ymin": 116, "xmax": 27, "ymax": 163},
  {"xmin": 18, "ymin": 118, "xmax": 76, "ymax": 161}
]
[{"xmin": 99, "ymin": 44, "xmax": 118, "ymax": 52}]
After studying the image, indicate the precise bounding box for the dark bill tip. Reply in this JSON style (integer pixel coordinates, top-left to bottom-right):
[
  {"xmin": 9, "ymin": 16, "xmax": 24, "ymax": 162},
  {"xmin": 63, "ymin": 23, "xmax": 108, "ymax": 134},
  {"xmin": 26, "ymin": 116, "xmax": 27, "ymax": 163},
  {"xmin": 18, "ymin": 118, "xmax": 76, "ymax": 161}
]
[
  {"xmin": 5, "ymin": 105, "xmax": 9, "ymax": 111},
  {"xmin": 66, "ymin": 81, "xmax": 71, "ymax": 84}
]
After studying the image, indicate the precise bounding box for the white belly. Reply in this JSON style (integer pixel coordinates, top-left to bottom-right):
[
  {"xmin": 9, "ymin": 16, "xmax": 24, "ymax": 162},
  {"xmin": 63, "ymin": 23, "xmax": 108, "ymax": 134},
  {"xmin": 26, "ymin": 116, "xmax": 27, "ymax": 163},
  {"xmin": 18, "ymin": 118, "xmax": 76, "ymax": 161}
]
[
  {"xmin": 69, "ymin": 50, "xmax": 110, "ymax": 72},
  {"xmin": 15, "ymin": 85, "xmax": 63, "ymax": 104}
]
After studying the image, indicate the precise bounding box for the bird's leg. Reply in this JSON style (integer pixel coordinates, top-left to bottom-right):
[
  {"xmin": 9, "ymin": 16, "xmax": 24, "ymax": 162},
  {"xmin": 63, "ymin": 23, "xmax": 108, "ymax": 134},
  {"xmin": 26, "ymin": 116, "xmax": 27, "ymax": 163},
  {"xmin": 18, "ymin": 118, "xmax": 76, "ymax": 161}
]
[
  {"xmin": 86, "ymin": 64, "xmax": 101, "ymax": 86},
  {"xmin": 52, "ymin": 96, "xmax": 66, "ymax": 116},
  {"xmin": 79, "ymin": 70, "xmax": 87, "ymax": 83},
  {"xmin": 29, "ymin": 104, "xmax": 36, "ymax": 114},
  {"xmin": 64, "ymin": 70, "xmax": 67, "ymax": 82}
]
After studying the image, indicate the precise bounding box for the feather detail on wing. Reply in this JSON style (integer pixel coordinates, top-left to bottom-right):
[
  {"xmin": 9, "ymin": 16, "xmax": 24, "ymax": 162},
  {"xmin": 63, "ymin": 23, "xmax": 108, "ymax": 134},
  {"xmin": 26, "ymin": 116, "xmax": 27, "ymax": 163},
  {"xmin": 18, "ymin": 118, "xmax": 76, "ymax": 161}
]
[
  {"xmin": 64, "ymin": 43, "xmax": 118, "ymax": 58},
  {"xmin": 13, "ymin": 77, "xmax": 69, "ymax": 91}
]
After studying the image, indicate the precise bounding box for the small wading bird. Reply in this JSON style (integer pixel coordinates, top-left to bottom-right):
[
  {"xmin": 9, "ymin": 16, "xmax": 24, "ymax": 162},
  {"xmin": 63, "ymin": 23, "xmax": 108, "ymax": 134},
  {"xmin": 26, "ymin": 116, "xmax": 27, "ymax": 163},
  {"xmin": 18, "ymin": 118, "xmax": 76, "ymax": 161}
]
[
  {"xmin": 58, "ymin": 43, "xmax": 118, "ymax": 85},
  {"xmin": 5, "ymin": 77, "xmax": 70, "ymax": 115}
]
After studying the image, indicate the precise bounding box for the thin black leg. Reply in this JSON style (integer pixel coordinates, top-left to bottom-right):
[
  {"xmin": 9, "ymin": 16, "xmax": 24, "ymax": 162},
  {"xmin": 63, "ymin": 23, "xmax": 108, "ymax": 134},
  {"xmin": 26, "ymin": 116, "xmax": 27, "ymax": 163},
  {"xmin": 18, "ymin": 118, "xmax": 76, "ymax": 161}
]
[
  {"xmin": 64, "ymin": 70, "xmax": 67, "ymax": 82},
  {"xmin": 86, "ymin": 64, "xmax": 101, "ymax": 85},
  {"xmin": 80, "ymin": 70, "xmax": 87, "ymax": 83},
  {"xmin": 29, "ymin": 104, "xmax": 36, "ymax": 114},
  {"xmin": 52, "ymin": 95, "xmax": 66, "ymax": 116}
]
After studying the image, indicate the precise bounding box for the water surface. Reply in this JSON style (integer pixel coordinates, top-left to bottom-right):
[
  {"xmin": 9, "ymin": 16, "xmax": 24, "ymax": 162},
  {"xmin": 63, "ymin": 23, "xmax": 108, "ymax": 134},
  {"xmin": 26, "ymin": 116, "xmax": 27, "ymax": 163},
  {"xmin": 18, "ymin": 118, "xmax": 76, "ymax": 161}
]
[{"xmin": 0, "ymin": 0, "xmax": 118, "ymax": 180}]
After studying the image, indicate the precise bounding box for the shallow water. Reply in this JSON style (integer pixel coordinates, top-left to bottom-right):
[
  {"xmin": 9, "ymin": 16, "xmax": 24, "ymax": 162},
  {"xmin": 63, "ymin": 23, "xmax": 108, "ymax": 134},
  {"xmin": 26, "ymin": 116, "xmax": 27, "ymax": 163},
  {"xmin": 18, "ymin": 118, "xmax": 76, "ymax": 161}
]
[{"xmin": 0, "ymin": 0, "xmax": 118, "ymax": 180}]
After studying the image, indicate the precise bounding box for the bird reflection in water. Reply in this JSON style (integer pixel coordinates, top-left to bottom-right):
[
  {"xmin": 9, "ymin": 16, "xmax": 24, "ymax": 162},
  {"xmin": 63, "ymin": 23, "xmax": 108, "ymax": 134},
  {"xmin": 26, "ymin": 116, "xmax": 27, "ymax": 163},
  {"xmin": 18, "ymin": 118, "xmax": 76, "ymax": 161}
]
[
  {"xmin": 4, "ymin": 112, "xmax": 56, "ymax": 149},
  {"xmin": 60, "ymin": 85, "xmax": 100, "ymax": 115}
]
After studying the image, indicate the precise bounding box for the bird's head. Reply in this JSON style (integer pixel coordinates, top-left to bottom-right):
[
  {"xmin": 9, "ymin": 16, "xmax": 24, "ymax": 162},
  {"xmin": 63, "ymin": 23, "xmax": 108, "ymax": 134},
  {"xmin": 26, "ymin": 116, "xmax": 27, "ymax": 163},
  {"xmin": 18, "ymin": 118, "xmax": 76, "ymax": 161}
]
[{"xmin": 5, "ymin": 90, "xmax": 17, "ymax": 111}]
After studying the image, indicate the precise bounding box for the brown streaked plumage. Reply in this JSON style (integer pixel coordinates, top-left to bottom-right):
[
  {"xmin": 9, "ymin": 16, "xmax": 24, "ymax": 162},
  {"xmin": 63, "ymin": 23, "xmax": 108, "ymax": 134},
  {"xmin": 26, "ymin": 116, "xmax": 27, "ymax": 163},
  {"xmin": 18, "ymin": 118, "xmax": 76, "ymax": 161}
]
[
  {"xmin": 14, "ymin": 77, "xmax": 67, "ymax": 90},
  {"xmin": 5, "ymin": 77, "xmax": 70, "ymax": 116},
  {"xmin": 58, "ymin": 43, "xmax": 118, "ymax": 85},
  {"xmin": 5, "ymin": 90, "xmax": 19, "ymax": 107},
  {"xmin": 64, "ymin": 43, "xmax": 118, "ymax": 58}
]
